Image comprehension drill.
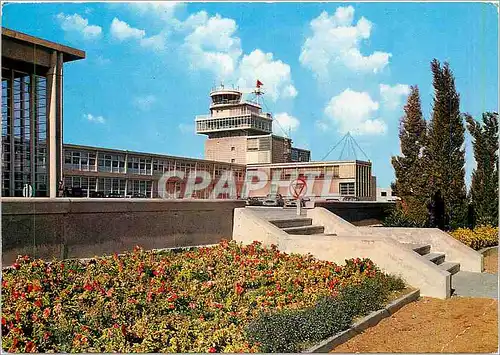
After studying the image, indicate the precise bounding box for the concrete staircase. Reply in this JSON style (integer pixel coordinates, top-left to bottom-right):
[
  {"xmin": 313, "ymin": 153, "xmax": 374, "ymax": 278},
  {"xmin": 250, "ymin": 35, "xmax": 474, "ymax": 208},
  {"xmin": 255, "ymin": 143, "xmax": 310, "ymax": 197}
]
[
  {"xmin": 237, "ymin": 206, "xmax": 479, "ymax": 298},
  {"xmin": 404, "ymin": 243, "xmax": 461, "ymax": 276}
]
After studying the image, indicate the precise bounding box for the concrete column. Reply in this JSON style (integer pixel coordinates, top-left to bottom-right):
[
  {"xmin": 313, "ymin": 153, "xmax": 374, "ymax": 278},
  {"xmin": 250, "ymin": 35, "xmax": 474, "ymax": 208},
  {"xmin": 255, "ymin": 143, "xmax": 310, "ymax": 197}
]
[
  {"xmin": 29, "ymin": 74, "xmax": 36, "ymax": 192},
  {"xmin": 46, "ymin": 51, "xmax": 58, "ymax": 198},
  {"xmin": 56, "ymin": 53, "xmax": 64, "ymax": 193}
]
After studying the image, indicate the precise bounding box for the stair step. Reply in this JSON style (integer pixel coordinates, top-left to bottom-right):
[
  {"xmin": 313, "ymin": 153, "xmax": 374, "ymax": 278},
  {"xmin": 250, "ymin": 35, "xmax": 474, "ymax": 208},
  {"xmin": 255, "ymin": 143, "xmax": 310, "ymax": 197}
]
[
  {"xmin": 405, "ymin": 243, "xmax": 431, "ymax": 256},
  {"xmin": 270, "ymin": 218, "xmax": 312, "ymax": 228},
  {"xmin": 424, "ymin": 252, "xmax": 446, "ymax": 265},
  {"xmin": 282, "ymin": 225, "xmax": 325, "ymax": 235},
  {"xmin": 439, "ymin": 261, "xmax": 460, "ymax": 275}
]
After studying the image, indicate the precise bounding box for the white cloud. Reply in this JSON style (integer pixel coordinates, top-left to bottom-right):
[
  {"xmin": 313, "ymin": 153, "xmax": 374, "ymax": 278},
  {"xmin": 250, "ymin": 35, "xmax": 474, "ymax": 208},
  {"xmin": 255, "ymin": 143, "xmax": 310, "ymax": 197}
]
[
  {"xmin": 181, "ymin": 13, "xmax": 296, "ymax": 102},
  {"xmin": 84, "ymin": 113, "xmax": 105, "ymax": 124},
  {"xmin": 56, "ymin": 13, "xmax": 102, "ymax": 39},
  {"xmin": 139, "ymin": 32, "xmax": 167, "ymax": 51},
  {"xmin": 236, "ymin": 50, "xmax": 297, "ymax": 101},
  {"xmin": 379, "ymin": 84, "xmax": 411, "ymax": 110},
  {"xmin": 183, "ymin": 12, "xmax": 242, "ymax": 79},
  {"xmin": 300, "ymin": 6, "xmax": 391, "ymax": 79},
  {"xmin": 322, "ymin": 89, "xmax": 386, "ymax": 135},
  {"xmin": 134, "ymin": 95, "xmax": 157, "ymax": 111},
  {"xmin": 178, "ymin": 123, "xmax": 194, "ymax": 134},
  {"xmin": 110, "ymin": 18, "xmax": 145, "ymax": 41},
  {"xmin": 130, "ymin": 2, "xmax": 184, "ymax": 22},
  {"xmin": 273, "ymin": 112, "xmax": 300, "ymax": 135}
]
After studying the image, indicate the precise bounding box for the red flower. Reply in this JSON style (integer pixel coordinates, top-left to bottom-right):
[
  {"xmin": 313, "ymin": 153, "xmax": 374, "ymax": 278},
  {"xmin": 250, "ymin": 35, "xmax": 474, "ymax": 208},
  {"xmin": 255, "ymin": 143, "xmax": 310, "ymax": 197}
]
[
  {"xmin": 25, "ymin": 341, "xmax": 35, "ymax": 353},
  {"xmin": 34, "ymin": 299, "xmax": 42, "ymax": 308},
  {"xmin": 121, "ymin": 324, "xmax": 127, "ymax": 336},
  {"xmin": 167, "ymin": 293, "xmax": 178, "ymax": 302},
  {"xmin": 208, "ymin": 347, "xmax": 217, "ymax": 353},
  {"xmin": 12, "ymin": 262, "xmax": 20, "ymax": 270},
  {"xmin": 188, "ymin": 302, "xmax": 196, "ymax": 309},
  {"xmin": 235, "ymin": 283, "xmax": 244, "ymax": 295},
  {"xmin": 43, "ymin": 308, "xmax": 51, "ymax": 318},
  {"xmin": 84, "ymin": 284, "xmax": 93, "ymax": 291},
  {"xmin": 2, "ymin": 280, "xmax": 7, "ymax": 288},
  {"xmin": 15, "ymin": 312, "xmax": 20, "ymax": 322},
  {"xmin": 44, "ymin": 331, "xmax": 51, "ymax": 340},
  {"xmin": 1, "ymin": 317, "xmax": 6, "ymax": 326}
]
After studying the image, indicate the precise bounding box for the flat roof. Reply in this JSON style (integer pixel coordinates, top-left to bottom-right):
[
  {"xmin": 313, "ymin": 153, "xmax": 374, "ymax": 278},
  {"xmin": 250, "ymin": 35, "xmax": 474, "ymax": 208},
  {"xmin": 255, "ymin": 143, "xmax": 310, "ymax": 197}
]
[
  {"xmin": 63, "ymin": 143, "xmax": 247, "ymax": 168},
  {"xmin": 2, "ymin": 27, "xmax": 85, "ymax": 62},
  {"xmin": 247, "ymin": 160, "xmax": 371, "ymax": 168}
]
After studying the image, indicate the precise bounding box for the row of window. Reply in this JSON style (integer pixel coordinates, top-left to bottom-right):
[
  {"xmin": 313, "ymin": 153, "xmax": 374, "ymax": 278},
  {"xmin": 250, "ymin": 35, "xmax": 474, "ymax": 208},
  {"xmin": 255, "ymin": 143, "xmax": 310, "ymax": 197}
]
[
  {"xmin": 64, "ymin": 176, "xmax": 153, "ymax": 197},
  {"xmin": 196, "ymin": 115, "xmax": 272, "ymax": 133}
]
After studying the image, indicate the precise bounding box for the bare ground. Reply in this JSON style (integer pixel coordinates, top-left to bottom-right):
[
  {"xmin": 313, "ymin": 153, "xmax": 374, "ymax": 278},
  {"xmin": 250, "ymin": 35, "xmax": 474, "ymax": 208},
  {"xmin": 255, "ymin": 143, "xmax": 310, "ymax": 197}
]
[{"xmin": 332, "ymin": 297, "xmax": 498, "ymax": 353}]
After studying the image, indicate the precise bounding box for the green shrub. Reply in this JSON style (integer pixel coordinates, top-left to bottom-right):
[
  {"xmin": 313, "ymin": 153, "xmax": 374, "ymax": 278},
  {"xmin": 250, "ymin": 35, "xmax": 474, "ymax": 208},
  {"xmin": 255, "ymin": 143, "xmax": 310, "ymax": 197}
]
[{"xmin": 245, "ymin": 275, "xmax": 405, "ymax": 353}]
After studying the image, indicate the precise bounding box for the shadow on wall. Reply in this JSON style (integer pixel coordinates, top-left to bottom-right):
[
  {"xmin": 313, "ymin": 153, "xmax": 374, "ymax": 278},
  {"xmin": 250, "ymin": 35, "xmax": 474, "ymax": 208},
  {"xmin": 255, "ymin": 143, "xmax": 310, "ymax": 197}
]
[{"xmin": 1, "ymin": 198, "xmax": 245, "ymax": 265}]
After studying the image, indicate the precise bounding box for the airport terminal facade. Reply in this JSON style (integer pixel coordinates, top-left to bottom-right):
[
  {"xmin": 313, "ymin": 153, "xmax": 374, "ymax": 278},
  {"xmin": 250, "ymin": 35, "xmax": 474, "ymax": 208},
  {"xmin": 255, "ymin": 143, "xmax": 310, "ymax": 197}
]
[{"xmin": 2, "ymin": 28, "xmax": 376, "ymax": 201}]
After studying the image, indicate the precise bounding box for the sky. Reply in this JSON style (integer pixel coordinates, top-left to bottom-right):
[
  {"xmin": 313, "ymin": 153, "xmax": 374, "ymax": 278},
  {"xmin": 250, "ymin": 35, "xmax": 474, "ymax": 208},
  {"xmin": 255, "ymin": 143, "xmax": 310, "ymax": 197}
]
[{"xmin": 2, "ymin": 1, "xmax": 498, "ymax": 187}]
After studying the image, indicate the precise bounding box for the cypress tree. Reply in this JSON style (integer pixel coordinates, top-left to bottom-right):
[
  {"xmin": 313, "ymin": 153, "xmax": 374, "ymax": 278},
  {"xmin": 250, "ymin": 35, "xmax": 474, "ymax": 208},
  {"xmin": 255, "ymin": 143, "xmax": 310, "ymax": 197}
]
[
  {"xmin": 391, "ymin": 85, "xmax": 427, "ymax": 198},
  {"xmin": 390, "ymin": 86, "xmax": 429, "ymax": 227},
  {"xmin": 426, "ymin": 59, "xmax": 467, "ymax": 229},
  {"xmin": 465, "ymin": 112, "xmax": 499, "ymax": 226}
]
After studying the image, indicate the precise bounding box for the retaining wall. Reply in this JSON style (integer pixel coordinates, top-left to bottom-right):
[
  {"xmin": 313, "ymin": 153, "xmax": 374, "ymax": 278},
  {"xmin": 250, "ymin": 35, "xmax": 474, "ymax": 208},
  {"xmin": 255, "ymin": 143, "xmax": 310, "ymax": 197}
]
[{"xmin": 1, "ymin": 198, "xmax": 244, "ymax": 264}]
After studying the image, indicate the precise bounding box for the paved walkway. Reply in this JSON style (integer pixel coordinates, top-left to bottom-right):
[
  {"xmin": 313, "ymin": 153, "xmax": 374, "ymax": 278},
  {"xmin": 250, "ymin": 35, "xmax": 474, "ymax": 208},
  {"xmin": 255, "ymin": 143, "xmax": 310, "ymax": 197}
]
[{"xmin": 452, "ymin": 271, "xmax": 498, "ymax": 299}]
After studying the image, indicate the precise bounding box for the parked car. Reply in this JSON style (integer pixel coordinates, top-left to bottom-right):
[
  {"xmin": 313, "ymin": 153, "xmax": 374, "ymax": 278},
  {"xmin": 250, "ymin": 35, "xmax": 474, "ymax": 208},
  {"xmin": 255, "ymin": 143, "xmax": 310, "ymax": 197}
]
[
  {"xmin": 90, "ymin": 191, "xmax": 105, "ymax": 198},
  {"xmin": 263, "ymin": 193, "xmax": 285, "ymax": 207},
  {"xmin": 246, "ymin": 197, "xmax": 263, "ymax": 206},
  {"xmin": 106, "ymin": 192, "xmax": 124, "ymax": 198},
  {"xmin": 131, "ymin": 193, "xmax": 147, "ymax": 198},
  {"xmin": 342, "ymin": 196, "xmax": 359, "ymax": 202}
]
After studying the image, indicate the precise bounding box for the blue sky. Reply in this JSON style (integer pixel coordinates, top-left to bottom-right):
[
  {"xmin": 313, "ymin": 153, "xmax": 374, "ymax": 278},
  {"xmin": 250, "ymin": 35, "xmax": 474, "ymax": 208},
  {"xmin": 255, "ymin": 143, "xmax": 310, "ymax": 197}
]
[{"xmin": 3, "ymin": 2, "xmax": 498, "ymax": 187}]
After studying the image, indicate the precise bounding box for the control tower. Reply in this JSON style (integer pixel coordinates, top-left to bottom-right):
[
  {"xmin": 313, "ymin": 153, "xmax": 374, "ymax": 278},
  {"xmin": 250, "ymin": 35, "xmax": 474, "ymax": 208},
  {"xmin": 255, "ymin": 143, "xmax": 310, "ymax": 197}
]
[
  {"xmin": 196, "ymin": 83, "xmax": 310, "ymax": 165},
  {"xmin": 195, "ymin": 86, "xmax": 273, "ymax": 138}
]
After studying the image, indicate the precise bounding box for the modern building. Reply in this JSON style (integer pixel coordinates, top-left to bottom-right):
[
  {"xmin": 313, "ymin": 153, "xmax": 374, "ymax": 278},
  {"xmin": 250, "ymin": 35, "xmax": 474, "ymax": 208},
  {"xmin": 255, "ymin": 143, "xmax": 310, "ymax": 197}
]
[
  {"xmin": 1, "ymin": 28, "xmax": 85, "ymax": 197},
  {"xmin": 63, "ymin": 143, "xmax": 245, "ymax": 198},
  {"xmin": 376, "ymin": 187, "xmax": 400, "ymax": 202},
  {"xmin": 2, "ymin": 28, "xmax": 377, "ymax": 201},
  {"xmin": 197, "ymin": 86, "xmax": 311, "ymax": 165},
  {"xmin": 195, "ymin": 85, "xmax": 375, "ymax": 201}
]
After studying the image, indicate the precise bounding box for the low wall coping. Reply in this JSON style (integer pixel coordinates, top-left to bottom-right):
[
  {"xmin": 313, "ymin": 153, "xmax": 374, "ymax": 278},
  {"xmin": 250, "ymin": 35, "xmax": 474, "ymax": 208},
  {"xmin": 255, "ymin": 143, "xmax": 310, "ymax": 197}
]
[{"xmin": 303, "ymin": 289, "xmax": 420, "ymax": 353}]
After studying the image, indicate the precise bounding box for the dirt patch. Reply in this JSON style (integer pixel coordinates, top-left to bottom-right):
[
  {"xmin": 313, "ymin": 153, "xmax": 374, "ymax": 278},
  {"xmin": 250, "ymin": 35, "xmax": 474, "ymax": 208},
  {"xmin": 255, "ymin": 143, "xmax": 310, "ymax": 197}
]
[
  {"xmin": 483, "ymin": 248, "xmax": 498, "ymax": 274},
  {"xmin": 332, "ymin": 297, "xmax": 498, "ymax": 353}
]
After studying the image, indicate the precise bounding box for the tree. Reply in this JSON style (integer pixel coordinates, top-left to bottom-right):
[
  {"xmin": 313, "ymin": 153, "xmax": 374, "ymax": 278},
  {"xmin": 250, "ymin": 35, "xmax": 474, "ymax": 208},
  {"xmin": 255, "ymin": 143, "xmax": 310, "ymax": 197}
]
[
  {"xmin": 425, "ymin": 59, "xmax": 467, "ymax": 230},
  {"xmin": 391, "ymin": 85, "xmax": 428, "ymax": 198},
  {"xmin": 465, "ymin": 112, "xmax": 499, "ymax": 226},
  {"xmin": 390, "ymin": 86, "xmax": 429, "ymax": 226}
]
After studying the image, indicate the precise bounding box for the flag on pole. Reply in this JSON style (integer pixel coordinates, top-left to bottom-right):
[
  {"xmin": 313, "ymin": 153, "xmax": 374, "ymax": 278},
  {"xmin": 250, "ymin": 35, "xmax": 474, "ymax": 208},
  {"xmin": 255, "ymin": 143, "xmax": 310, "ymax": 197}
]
[{"xmin": 256, "ymin": 80, "xmax": 263, "ymax": 88}]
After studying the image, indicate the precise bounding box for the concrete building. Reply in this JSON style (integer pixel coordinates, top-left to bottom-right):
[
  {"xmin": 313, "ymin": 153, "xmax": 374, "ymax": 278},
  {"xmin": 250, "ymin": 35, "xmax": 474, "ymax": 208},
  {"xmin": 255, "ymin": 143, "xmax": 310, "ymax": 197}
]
[
  {"xmin": 63, "ymin": 144, "xmax": 246, "ymax": 198},
  {"xmin": 247, "ymin": 160, "xmax": 375, "ymax": 201},
  {"xmin": 1, "ymin": 28, "xmax": 85, "ymax": 197},
  {"xmin": 196, "ymin": 85, "xmax": 375, "ymax": 201},
  {"xmin": 197, "ymin": 86, "xmax": 311, "ymax": 165},
  {"xmin": 1, "ymin": 28, "xmax": 376, "ymax": 201},
  {"xmin": 376, "ymin": 186, "xmax": 400, "ymax": 202}
]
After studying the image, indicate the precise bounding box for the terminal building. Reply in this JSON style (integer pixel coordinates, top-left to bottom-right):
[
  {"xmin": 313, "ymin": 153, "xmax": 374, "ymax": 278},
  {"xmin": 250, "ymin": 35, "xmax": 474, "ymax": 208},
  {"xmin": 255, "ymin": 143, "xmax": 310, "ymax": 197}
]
[{"xmin": 2, "ymin": 28, "xmax": 376, "ymax": 201}]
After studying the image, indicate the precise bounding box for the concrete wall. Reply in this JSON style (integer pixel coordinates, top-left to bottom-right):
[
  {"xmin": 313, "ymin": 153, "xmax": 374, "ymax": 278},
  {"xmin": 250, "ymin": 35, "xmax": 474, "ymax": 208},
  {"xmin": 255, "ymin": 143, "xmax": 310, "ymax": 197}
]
[
  {"xmin": 315, "ymin": 201, "xmax": 395, "ymax": 224},
  {"xmin": 2, "ymin": 198, "xmax": 244, "ymax": 264},
  {"xmin": 205, "ymin": 136, "xmax": 247, "ymax": 164},
  {"xmin": 233, "ymin": 207, "xmax": 451, "ymax": 298}
]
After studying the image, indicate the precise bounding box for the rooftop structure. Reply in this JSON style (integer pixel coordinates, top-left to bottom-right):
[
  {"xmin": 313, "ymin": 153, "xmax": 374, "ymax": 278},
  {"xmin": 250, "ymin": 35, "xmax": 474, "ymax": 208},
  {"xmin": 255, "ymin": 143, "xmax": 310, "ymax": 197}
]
[{"xmin": 195, "ymin": 86, "xmax": 273, "ymax": 137}]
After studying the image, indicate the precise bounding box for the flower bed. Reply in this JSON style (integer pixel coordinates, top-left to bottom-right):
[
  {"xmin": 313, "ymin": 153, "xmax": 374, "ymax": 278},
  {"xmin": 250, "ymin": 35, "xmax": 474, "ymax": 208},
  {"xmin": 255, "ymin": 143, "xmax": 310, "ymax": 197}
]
[
  {"xmin": 450, "ymin": 226, "xmax": 498, "ymax": 250},
  {"xmin": 1, "ymin": 240, "xmax": 405, "ymax": 353}
]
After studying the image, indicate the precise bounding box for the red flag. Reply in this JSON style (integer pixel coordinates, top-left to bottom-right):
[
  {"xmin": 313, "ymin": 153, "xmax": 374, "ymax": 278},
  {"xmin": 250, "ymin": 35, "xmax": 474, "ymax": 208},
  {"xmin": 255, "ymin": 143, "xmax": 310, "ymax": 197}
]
[{"xmin": 256, "ymin": 80, "xmax": 263, "ymax": 88}]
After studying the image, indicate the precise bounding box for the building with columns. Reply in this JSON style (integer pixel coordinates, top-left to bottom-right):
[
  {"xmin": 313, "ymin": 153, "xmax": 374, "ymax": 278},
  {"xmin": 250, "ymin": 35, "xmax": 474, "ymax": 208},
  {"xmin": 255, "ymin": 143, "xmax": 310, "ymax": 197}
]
[
  {"xmin": 2, "ymin": 28, "xmax": 377, "ymax": 201},
  {"xmin": 1, "ymin": 28, "xmax": 85, "ymax": 197}
]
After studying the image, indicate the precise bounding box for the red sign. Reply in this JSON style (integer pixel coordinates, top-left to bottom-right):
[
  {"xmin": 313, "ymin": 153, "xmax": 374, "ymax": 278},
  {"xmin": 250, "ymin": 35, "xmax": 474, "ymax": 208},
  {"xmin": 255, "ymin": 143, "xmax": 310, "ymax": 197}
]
[{"xmin": 289, "ymin": 178, "xmax": 307, "ymax": 200}]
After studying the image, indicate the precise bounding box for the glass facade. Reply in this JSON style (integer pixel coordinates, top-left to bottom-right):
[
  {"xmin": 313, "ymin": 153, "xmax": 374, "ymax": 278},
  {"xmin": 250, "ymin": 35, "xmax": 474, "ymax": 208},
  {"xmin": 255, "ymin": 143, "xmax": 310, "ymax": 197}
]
[{"xmin": 2, "ymin": 68, "xmax": 48, "ymax": 197}]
